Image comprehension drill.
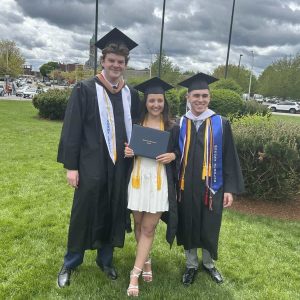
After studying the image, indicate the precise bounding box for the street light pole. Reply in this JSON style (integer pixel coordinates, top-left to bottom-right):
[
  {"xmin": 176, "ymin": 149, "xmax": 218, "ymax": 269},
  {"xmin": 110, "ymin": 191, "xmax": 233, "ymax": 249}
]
[
  {"xmin": 94, "ymin": 0, "xmax": 99, "ymax": 76},
  {"xmin": 158, "ymin": 0, "xmax": 167, "ymax": 78},
  {"xmin": 237, "ymin": 53, "xmax": 243, "ymax": 77},
  {"xmin": 248, "ymin": 51, "xmax": 254, "ymax": 99},
  {"xmin": 225, "ymin": 0, "xmax": 236, "ymax": 79}
]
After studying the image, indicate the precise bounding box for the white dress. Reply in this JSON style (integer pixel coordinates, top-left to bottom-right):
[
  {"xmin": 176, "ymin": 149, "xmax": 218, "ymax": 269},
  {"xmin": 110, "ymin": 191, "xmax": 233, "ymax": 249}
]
[{"xmin": 128, "ymin": 157, "xmax": 169, "ymax": 213}]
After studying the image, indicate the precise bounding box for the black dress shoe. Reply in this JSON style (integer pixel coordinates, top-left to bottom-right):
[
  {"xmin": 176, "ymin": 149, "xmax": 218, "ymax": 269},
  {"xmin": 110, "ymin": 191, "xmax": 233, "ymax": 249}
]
[
  {"xmin": 202, "ymin": 265, "xmax": 223, "ymax": 284},
  {"xmin": 182, "ymin": 268, "xmax": 197, "ymax": 286},
  {"xmin": 96, "ymin": 261, "xmax": 118, "ymax": 280},
  {"xmin": 57, "ymin": 265, "xmax": 72, "ymax": 288}
]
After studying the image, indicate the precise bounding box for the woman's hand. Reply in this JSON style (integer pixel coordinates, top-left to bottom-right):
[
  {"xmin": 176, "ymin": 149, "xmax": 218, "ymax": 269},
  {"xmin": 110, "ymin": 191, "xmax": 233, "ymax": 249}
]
[
  {"xmin": 124, "ymin": 142, "xmax": 134, "ymax": 158},
  {"xmin": 156, "ymin": 152, "xmax": 176, "ymax": 164}
]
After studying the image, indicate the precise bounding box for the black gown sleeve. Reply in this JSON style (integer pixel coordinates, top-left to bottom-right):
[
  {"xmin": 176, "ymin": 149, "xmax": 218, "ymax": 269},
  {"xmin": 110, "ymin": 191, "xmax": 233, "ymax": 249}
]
[
  {"xmin": 223, "ymin": 119, "xmax": 245, "ymax": 194},
  {"xmin": 129, "ymin": 87, "xmax": 141, "ymax": 124},
  {"xmin": 165, "ymin": 124, "xmax": 180, "ymax": 184},
  {"xmin": 57, "ymin": 82, "xmax": 86, "ymax": 170}
]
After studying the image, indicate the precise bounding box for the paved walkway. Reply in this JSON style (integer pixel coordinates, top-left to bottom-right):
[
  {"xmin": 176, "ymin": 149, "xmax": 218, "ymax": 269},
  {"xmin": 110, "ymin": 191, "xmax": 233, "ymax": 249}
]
[{"xmin": 0, "ymin": 95, "xmax": 32, "ymax": 101}]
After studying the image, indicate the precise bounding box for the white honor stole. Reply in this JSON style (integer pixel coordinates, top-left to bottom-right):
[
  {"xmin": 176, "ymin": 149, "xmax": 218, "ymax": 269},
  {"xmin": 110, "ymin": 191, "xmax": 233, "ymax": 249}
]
[{"xmin": 95, "ymin": 83, "xmax": 132, "ymax": 164}]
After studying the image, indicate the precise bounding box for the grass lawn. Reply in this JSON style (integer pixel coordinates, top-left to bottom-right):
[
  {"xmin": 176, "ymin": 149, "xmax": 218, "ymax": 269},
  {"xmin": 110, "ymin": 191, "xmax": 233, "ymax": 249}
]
[
  {"xmin": 271, "ymin": 113, "xmax": 300, "ymax": 124},
  {"xmin": 1, "ymin": 100, "xmax": 300, "ymax": 299}
]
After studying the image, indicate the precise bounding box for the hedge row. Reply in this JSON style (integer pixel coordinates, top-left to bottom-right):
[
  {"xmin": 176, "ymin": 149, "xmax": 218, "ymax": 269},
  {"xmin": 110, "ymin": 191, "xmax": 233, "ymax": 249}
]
[{"xmin": 232, "ymin": 115, "xmax": 300, "ymax": 201}]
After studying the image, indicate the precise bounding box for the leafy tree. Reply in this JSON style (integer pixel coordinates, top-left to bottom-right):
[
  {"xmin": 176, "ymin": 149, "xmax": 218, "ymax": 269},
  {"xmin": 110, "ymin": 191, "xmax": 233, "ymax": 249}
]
[
  {"xmin": 212, "ymin": 64, "xmax": 258, "ymax": 93},
  {"xmin": 39, "ymin": 61, "xmax": 58, "ymax": 78},
  {"xmin": 0, "ymin": 40, "xmax": 25, "ymax": 77},
  {"xmin": 257, "ymin": 54, "xmax": 300, "ymax": 99},
  {"xmin": 150, "ymin": 53, "xmax": 184, "ymax": 85},
  {"xmin": 211, "ymin": 78, "xmax": 243, "ymax": 95}
]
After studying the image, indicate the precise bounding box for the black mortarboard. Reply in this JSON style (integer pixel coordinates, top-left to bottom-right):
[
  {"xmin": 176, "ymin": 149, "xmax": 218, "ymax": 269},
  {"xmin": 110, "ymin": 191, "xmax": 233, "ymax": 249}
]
[
  {"xmin": 135, "ymin": 77, "xmax": 173, "ymax": 95},
  {"xmin": 178, "ymin": 72, "xmax": 218, "ymax": 92},
  {"xmin": 95, "ymin": 27, "xmax": 138, "ymax": 51}
]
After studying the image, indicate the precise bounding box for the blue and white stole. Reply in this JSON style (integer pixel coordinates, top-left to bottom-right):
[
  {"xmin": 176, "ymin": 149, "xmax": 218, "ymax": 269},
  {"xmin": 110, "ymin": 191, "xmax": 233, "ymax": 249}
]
[
  {"xmin": 95, "ymin": 83, "xmax": 132, "ymax": 164},
  {"xmin": 179, "ymin": 110, "xmax": 223, "ymax": 209}
]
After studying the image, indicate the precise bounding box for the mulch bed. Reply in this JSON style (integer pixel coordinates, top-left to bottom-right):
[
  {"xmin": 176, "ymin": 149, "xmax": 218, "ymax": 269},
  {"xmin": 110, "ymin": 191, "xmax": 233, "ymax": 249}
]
[{"xmin": 230, "ymin": 196, "xmax": 300, "ymax": 221}]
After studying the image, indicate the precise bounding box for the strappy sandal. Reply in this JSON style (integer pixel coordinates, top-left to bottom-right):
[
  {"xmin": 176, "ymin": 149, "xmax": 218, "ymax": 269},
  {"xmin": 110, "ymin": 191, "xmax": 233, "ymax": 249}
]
[
  {"xmin": 142, "ymin": 258, "xmax": 153, "ymax": 282},
  {"xmin": 127, "ymin": 266, "xmax": 142, "ymax": 297}
]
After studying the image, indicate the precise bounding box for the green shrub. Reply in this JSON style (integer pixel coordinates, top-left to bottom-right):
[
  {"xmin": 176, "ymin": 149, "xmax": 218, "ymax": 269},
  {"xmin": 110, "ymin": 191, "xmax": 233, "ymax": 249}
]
[
  {"xmin": 210, "ymin": 89, "xmax": 243, "ymax": 117},
  {"xmin": 33, "ymin": 88, "xmax": 71, "ymax": 120},
  {"xmin": 232, "ymin": 115, "xmax": 300, "ymax": 201},
  {"xmin": 211, "ymin": 78, "xmax": 243, "ymax": 95},
  {"xmin": 239, "ymin": 100, "xmax": 270, "ymax": 117},
  {"xmin": 166, "ymin": 89, "xmax": 179, "ymax": 118},
  {"xmin": 178, "ymin": 88, "xmax": 188, "ymax": 116}
]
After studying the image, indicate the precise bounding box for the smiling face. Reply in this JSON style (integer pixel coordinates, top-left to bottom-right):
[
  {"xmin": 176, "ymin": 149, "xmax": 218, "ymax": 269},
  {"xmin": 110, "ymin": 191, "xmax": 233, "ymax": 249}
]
[
  {"xmin": 101, "ymin": 52, "xmax": 126, "ymax": 83},
  {"xmin": 187, "ymin": 89, "xmax": 210, "ymax": 116},
  {"xmin": 146, "ymin": 93, "xmax": 165, "ymax": 117}
]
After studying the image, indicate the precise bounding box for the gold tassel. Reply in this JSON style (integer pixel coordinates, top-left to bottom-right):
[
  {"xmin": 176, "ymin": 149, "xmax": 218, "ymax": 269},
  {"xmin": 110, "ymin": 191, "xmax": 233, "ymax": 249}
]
[
  {"xmin": 132, "ymin": 157, "xmax": 141, "ymax": 189},
  {"xmin": 180, "ymin": 119, "xmax": 191, "ymax": 190},
  {"xmin": 157, "ymin": 163, "xmax": 162, "ymax": 190},
  {"xmin": 156, "ymin": 116, "xmax": 164, "ymax": 190}
]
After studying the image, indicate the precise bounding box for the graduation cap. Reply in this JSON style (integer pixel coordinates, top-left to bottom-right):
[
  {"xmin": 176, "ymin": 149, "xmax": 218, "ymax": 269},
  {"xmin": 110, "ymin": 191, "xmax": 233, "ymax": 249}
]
[
  {"xmin": 95, "ymin": 27, "xmax": 138, "ymax": 51},
  {"xmin": 178, "ymin": 72, "xmax": 218, "ymax": 92},
  {"xmin": 135, "ymin": 77, "xmax": 173, "ymax": 95}
]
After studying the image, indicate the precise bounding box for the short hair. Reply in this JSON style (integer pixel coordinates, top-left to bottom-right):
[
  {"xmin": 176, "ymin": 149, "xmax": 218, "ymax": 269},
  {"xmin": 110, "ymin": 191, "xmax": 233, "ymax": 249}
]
[{"xmin": 101, "ymin": 43, "xmax": 130, "ymax": 64}]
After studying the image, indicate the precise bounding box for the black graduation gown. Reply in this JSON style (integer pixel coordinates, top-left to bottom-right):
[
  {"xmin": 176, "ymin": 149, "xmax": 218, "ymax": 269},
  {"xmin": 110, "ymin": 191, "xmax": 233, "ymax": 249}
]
[
  {"xmin": 57, "ymin": 77, "xmax": 140, "ymax": 252},
  {"xmin": 126, "ymin": 124, "xmax": 180, "ymax": 247},
  {"xmin": 176, "ymin": 117, "xmax": 244, "ymax": 260}
]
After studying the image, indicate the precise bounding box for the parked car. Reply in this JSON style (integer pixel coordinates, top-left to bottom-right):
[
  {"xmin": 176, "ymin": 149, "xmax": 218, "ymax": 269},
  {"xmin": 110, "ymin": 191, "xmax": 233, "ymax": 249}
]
[
  {"xmin": 268, "ymin": 101, "xmax": 300, "ymax": 114},
  {"xmin": 253, "ymin": 94, "xmax": 264, "ymax": 103},
  {"xmin": 23, "ymin": 88, "xmax": 38, "ymax": 98},
  {"xmin": 16, "ymin": 85, "xmax": 30, "ymax": 97}
]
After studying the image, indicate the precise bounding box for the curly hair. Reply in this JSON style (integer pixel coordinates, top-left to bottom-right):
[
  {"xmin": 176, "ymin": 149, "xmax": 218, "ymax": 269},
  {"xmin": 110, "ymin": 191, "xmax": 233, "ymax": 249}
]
[{"xmin": 101, "ymin": 43, "xmax": 130, "ymax": 64}]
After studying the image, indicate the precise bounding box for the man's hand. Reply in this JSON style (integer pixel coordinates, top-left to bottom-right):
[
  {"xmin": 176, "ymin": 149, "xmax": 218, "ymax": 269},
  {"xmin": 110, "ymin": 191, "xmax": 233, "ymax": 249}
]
[
  {"xmin": 67, "ymin": 170, "xmax": 79, "ymax": 188},
  {"xmin": 156, "ymin": 153, "xmax": 176, "ymax": 164},
  {"xmin": 223, "ymin": 192, "xmax": 233, "ymax": 208}
]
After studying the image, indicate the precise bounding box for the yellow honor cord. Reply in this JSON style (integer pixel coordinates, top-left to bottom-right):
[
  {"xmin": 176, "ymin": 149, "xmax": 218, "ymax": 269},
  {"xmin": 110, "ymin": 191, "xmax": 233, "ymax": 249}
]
[
  {"xmin": 132, "ymin": 156, "xmax": 141, "ymax": 188},
  {"xmin": 180, "ymin": 119, "xmax": 191, "ymax": 190},
  {"xmin": 202, "ymin": 118, "xmax": 212, "ymax": 180}
]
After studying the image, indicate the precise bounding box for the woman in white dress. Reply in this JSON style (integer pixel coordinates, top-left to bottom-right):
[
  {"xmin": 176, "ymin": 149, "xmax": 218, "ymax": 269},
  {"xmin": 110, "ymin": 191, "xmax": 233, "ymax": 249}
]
[{"xmin": 125, "ymin": 77, "xmax": 179, "ymax": 297}]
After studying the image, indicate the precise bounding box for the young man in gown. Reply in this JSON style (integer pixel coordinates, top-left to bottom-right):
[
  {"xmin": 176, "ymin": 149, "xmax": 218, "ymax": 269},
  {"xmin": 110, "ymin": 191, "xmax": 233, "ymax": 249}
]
[
  {"xmin": 57, "ymin": 28, "xmax": 140, "ymax": 288},
  {"xmin": 176, "ymin": 73, "xmax": 245, "ymax": 285}
]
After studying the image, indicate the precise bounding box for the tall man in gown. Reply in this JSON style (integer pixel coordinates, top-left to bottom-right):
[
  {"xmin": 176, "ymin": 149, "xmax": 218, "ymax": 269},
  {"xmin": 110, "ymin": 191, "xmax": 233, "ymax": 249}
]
[
  {"xmin": 57, "ymin": 28, "xmax": 140, "ymax": 288},
  {"xmin": 177, "ymin": 73, "xmax": 244, "ymax": 285}
]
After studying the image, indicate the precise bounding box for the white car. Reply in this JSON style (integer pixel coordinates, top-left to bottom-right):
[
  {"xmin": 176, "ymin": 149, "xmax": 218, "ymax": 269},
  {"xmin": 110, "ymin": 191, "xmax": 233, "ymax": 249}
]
[
  {"xmin": 268, "ymin": 101, "xmax": 300, "ymax": 114},
  {"xmin": 16, "ymin": 86, "xmax": 30, "ymax": 97},
  {"xmin": 23, "ymin": 88, "xmax": 38, "ymax": 98}
]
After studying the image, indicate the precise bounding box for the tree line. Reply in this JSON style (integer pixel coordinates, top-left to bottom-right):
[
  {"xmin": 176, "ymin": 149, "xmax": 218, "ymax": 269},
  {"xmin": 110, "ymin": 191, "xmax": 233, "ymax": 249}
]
[{"xmin": 1, "ymin": 39, "xmax": 300, "ymax": 99}]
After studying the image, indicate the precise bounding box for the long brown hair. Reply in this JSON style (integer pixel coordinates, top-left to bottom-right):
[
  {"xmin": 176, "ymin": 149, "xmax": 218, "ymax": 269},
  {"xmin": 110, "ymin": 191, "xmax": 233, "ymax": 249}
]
[{"xmin": 139, "ymin": 93, "xmax": 171, "ymax": 130}]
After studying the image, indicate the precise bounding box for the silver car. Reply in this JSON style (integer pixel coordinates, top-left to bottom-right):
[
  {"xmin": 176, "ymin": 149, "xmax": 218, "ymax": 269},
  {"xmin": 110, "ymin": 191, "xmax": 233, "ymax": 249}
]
[{"xmin": 268, "ymin": 101, "xmax": 300, "ymax": 114}]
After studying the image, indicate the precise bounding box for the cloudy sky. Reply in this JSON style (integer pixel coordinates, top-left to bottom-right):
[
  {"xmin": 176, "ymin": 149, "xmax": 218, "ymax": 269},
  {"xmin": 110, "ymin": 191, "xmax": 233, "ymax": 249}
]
[{"xmin": 1, "ymin": 0, "xmax": 300, "ymax": 75}]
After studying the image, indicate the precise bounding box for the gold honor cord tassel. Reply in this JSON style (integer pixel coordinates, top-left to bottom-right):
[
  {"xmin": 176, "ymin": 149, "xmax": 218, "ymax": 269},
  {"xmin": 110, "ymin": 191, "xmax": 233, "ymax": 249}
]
[
  {"xmin": 132, "ymin": 156, "xmax": 141, "ymax": 189},
  {"xmin": 180, "ymin": 119, "xmax": 191, "ymax": 190},
  {"xmin": 202, "ymin": 119, "xmax": 213, "ymax": 181},
  {"xmin": 156, "ymin": 116, "xmax": 164, "ymax": 190}
]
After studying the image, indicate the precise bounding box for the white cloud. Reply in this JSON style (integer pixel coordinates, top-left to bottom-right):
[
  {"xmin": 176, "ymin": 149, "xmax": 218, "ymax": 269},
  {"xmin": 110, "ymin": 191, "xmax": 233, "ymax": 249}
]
[{"xmin": 1, "ymin": 0, "xmax": 300, "ymax": 76}]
